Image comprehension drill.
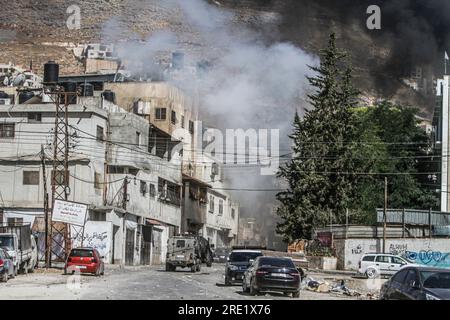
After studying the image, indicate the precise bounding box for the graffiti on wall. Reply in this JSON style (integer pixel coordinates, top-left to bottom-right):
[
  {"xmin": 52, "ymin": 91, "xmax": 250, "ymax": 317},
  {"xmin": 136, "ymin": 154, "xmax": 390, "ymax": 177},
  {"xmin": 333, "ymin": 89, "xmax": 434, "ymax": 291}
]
[
  {"xmin": 404, "ymin": 250, "xmax": 450, "ymax": 268},
  {"xmin": 389, "ymin": 243, "xmax": 408, "ymax": 256},
  {"xmin": 351, "ymin": 244, "xmax": 363, "ymax": 254},
  {"xmin": 72, "ymin": 222, "xmax": 111, "ymax": 260}
]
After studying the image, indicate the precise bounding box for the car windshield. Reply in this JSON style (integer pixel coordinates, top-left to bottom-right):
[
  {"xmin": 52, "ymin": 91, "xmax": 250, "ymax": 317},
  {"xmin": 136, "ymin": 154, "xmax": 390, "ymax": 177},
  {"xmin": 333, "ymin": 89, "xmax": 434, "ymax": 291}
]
[
  {"xmin": 70, "ymin": 249, "xmax": 94, "ymax": 257},
  {"xmin": 0, "ymin": 236, "xmax": 14, "ymax": 250},
  {"xmin": 421, "ymin": 271, "xmax": 450, "ymax": 289},
  {"xmin": 229, "ymin": 252, "xmax": 261, "ymax": 262},
  {"xmin": 258, "ymin": 258, "xmax": 295, "ymax": 268}
]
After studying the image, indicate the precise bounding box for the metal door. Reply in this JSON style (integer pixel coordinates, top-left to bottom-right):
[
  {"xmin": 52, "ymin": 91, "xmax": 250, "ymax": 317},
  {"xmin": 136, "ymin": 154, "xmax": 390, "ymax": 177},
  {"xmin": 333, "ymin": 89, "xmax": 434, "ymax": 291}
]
[{"xmin": 125, "ymin": 228, "xmax": 135, "ymax": 266}]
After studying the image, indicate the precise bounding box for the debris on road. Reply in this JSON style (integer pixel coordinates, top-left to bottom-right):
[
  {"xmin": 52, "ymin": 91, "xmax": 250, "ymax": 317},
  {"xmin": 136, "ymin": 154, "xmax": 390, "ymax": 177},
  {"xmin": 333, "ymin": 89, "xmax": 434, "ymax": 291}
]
[{"xmin": 302, "ymin": 277, "xmax": 362, "ymax": 297}]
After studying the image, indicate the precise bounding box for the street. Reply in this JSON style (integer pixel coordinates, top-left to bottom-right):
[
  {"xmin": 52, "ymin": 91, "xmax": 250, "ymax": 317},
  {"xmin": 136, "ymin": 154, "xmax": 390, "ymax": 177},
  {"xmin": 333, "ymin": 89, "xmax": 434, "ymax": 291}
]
[{"xmin": 0, "ymin": 264, "xmax": 375, "ymax": 300}]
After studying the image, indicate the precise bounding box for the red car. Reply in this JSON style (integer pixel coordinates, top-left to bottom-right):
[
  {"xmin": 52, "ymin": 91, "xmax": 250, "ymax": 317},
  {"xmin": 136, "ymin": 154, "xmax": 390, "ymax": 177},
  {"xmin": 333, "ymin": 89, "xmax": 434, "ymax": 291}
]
[{"xmin": 65, "ymin": 248, "xmax": 105, "ymax": 276}]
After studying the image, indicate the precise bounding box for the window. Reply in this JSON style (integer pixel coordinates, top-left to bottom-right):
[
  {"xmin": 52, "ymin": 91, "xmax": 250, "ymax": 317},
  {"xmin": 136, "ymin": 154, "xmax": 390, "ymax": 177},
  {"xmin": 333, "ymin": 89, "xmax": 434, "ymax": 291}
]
[
  {"xmin": 155, "ymin": 108, "xmax": 167, "ymax": 120},
  {"xmin": 140, "ymin": 180, "xmax": 148, "ymax": 196},
  {"xmin": 94, "ymin": 172, "xmax": 102, "ymax": 189},
  {"xmin": 219, "ymin": 199, "xmax": 223, "ymax": 215},
  {"xmin": 107, "ymin": 166, "xmax": 125, "ymax": 174},
  {"xmin": 209, "ymin": 195, "xmax": 215, "ymax": 213},
  {"xmin": 231, "ymin": 208, "xmax": 235, "ymax": 219},
  {"xmin": 157, "ymin": 178, "xmax": 181, "ymax": 206},
  {"xmin": 362, "ymin": 255, "xmax": 375, "ymax": 262},
  {"xmin": 171, "ymin": 110, "xmax": 176, "ymax": 125},
  {"xmin": 392, "ymin": 269, "xmax": 409, "ymax": 284},
  {"xmin": 27, "ymin": 113, "xmax": 42, "ymax": 123},
  {"xmin": 23, "ymin": 171, "xmax": 39, "ymax": 185},
  {"xmin": 189, "ymin": 120, "xmax": 194, "ymax": 134},
  {"xmin": 375, "ymin": 255, "xmax": 391, "ymax": 263},
  {"xmin": 96, "ymin": 126, "xmax": 104, "ymax": 141},
  {"xmin": 176, "ymin": 240, "xmax": 185, "ymax": 248},
  {"xmin": 136, "ymin": 131, "xmax": 141, "ymax": 146},
  {"xmin": 149, "ymin": 183, "xmax": 156, "ymax": 198},
  {"xmin": 0, "ymin": 123, "xmax": 15, "ymax": 138},
  {"xmin": 7, "ymin": 217, "xmax": 23, "ymax": 225},
  {"xmin": 391, "ymin": 256, "xmax": 406, "ymax": 265},
  {"xmin": 404, "ymin": 269, "xmax": 420, "ymax": 287},
  {"xmin": 181, "ymin": 115, "xmax": 185, "ymax": 128}
]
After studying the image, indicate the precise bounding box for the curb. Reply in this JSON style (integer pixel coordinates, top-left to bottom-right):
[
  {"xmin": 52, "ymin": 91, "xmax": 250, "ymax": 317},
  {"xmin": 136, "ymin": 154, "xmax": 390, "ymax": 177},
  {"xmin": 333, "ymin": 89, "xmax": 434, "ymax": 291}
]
[{"xmin": 306, "ymin": 269, "xmax": 358, "ymax": 276}]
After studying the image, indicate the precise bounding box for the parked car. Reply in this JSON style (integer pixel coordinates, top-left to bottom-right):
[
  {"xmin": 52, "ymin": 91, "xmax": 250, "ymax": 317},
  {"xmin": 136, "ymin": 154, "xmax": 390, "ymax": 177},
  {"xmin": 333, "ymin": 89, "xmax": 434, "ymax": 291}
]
[
  {"xmin": 358, "ymin": 253, "xmax": 409, "ymax": 278},
  {"xmin": 0, "ymin": 248, "xmax": 14, "ymax": 282},
  {"xmin": 242, "ymin": 256, "xmax": 301, "ymax": 297},
  {"xmin": 380, "ymin": 266, "xmax": 450, "ymax": 300},
  {"xmin": 225, "ymin": 249, "xmax": 263, "ymax": 285},
  {"xmin": 213, "ymin": 247, "xmax": 231, "ymax": 263},
  {"xmin": 64, "ymin": 248, "xmax": 105, "ymax": 276}
]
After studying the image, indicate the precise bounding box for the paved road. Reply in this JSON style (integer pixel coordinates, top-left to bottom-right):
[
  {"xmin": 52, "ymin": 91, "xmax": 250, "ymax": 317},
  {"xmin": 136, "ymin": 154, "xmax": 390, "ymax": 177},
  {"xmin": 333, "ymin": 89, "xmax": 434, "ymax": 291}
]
[{"xmin": 0, "ymin": 264, "xmax": 363, "ymax": 300}]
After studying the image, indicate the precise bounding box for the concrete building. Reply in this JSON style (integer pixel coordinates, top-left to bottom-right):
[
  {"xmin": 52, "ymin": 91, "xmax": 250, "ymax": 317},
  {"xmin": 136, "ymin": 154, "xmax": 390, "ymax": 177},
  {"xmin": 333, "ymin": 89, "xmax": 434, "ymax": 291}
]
[
  {"xmin": 435, "ymin": 75, "xmax": 450, "ymax": 211},
  {"xmin": 103, "ymin": 82, "xmax": 239, "ymax": 249},
  {"xmin": 0, "ymin": 91, "xmax": 182, "ymax": 266}
]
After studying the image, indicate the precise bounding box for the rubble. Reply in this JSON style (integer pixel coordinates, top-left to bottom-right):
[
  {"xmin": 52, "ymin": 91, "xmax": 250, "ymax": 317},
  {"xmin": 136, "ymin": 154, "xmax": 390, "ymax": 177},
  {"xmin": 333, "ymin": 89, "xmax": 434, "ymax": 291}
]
[{"xmin": 302, "ymin": 277, "xmax": 363, "ymax": 297}]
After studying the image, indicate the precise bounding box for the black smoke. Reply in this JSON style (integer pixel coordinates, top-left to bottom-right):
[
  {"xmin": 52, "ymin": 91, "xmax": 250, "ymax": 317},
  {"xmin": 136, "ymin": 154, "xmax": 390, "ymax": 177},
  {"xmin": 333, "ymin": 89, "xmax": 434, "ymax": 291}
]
[{"xmin": 219, "ymin": 0, "xmax": 450, "ymax": 96}]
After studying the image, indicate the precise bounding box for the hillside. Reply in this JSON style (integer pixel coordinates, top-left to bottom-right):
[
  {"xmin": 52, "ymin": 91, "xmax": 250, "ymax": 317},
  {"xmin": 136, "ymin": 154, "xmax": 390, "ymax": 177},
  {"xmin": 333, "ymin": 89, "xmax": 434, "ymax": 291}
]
[{"xmin": 0, "ymin": 0, "xmax": 436, "ymax": 117}]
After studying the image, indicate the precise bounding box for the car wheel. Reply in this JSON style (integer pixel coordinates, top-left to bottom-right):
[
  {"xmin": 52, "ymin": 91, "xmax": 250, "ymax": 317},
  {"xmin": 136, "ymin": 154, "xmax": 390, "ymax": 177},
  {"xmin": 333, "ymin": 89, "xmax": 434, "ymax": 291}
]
[
  {"xmin": 292, "ymin": 290, "xmax": 300, "ymax": 298},
  {"xmin": 249, "ymin": 278, "xmax": 258, "ymax": 296},
  {"xmin": 366, "ymin": 268, "xmax": 378, "ymax": 279}
]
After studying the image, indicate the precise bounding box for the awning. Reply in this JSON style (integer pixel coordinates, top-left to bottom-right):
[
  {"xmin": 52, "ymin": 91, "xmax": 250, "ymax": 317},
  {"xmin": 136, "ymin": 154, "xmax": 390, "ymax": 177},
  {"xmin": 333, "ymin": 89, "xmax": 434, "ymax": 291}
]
[{"xmin": 146, "ymin": 218, "xmax": 164, "ymax": 226}]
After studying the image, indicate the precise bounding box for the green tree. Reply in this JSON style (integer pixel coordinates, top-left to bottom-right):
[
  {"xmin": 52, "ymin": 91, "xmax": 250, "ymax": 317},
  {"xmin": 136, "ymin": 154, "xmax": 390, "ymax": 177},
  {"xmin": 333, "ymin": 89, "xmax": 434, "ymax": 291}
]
[
  {"xmin": 351, "ymin": 101, "xmax": 439, "ymax": 217},
  {"xmin": 276, "ymin": 34, "xmax": 360, "ymax": 242}
]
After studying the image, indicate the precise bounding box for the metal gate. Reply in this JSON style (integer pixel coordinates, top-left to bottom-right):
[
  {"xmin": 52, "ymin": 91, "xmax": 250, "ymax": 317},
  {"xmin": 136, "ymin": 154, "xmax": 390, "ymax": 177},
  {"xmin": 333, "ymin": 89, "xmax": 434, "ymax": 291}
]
[
  {"xmin": 125, "ymin": 228, "xmax": 135, "ymax": 266},
  {"xmin": 140, "ymin": 226, "xmax": 152, "ymax": 265}
]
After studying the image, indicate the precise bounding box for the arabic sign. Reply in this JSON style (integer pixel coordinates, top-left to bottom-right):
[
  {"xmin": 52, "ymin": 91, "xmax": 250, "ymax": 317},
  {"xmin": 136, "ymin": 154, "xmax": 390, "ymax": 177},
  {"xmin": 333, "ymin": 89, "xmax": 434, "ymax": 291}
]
[{"xmin": 52, "ymin": 200, "xmax": 88, "ymax": 226}]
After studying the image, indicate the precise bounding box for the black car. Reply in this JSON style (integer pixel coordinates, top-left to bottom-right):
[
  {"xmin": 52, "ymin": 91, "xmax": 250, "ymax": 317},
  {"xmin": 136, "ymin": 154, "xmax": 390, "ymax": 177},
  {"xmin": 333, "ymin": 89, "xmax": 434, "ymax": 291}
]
[
  {"xmin": 0, "ymin": 248, "xmax": 14, "ymax": 283},
  {"xmin": 225, "ymin": 250, "xmax": 263, "ymax": 285},
  {"xmin": 380, "ymin": 266, "xmax": 450, "ymax": 300},
  {"xmin": 213, "ymin": 247, "xmax": 231, "ymax": 263},
  {"xmin": 242, "ymin": 256, "xmax": 301, "ymax": 297}
]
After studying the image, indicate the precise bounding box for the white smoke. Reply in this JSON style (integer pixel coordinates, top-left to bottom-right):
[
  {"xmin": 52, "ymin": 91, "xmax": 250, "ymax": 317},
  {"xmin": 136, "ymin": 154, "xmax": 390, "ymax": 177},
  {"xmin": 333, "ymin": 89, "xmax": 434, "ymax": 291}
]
[{"xmin": 101, "ymin": 0, "xmax": 318, "ymax": 244}]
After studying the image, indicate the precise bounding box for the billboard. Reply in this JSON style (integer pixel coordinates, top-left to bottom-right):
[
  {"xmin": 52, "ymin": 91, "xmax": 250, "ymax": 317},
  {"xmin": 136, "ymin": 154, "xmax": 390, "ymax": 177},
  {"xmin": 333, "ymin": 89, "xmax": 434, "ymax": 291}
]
[{"xmin": 52, "ymin": 200, "xmax": 88, "ymax": 226}]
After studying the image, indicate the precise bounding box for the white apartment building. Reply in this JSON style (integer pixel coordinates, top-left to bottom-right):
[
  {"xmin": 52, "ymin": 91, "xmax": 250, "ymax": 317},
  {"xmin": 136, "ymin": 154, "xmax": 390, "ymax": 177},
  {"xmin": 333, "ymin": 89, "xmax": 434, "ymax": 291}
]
[{"xmin": 0, "ymin": 92, "xmax": 182, "ymax": 266}]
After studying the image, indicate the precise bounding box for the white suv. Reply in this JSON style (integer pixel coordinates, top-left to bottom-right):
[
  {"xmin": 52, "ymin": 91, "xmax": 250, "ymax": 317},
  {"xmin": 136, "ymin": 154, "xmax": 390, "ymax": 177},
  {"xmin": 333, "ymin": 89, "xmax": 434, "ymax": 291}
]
[{"xmin": 358, "ymin": 253, "xmax": 409, "ymax": 278}]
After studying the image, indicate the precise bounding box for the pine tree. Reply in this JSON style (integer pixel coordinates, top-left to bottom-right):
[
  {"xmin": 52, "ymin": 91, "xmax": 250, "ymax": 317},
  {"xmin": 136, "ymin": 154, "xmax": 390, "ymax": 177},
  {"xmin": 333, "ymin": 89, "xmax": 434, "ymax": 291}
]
[{"xmin": 276, "ymin": 34, "xmax": 360, "ymax": 242}]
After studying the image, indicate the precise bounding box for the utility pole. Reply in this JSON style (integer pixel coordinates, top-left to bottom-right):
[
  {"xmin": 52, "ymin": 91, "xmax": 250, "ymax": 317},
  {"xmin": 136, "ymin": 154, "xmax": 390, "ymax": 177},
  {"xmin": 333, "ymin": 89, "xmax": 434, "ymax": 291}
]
[
  {"xmin": 122, "ymin": 177, "xmax": 128, "ymax": 210},
  {"xmin": 49, "ymin": 90, "xmax": 70, "ymax": 266},
  {"xmin": 383, "ymin": 177, "xmax": 388, "ymax": 253},
  {"xmin": 103, "ymin": 116, "xmax": 111, "ymax": 206},
  {"xmin": 41, "ymin": 145, "xmax": 49, "ymax": 268}
]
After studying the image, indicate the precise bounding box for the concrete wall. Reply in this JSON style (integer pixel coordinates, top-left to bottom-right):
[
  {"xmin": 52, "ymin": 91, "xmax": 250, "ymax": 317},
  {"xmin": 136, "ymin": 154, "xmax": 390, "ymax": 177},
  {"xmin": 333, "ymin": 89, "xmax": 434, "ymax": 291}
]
[{"xmin": 336, "ymin": 238, "xmax": 450, "ymax": 270}]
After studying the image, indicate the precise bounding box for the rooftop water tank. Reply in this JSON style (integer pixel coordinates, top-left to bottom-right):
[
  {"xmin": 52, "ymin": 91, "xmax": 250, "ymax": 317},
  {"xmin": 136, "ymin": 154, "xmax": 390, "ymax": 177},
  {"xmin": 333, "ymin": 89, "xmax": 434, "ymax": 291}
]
[{"xmin": 43, "ymin": 61, "xmax": 59, "ymax": 85}]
